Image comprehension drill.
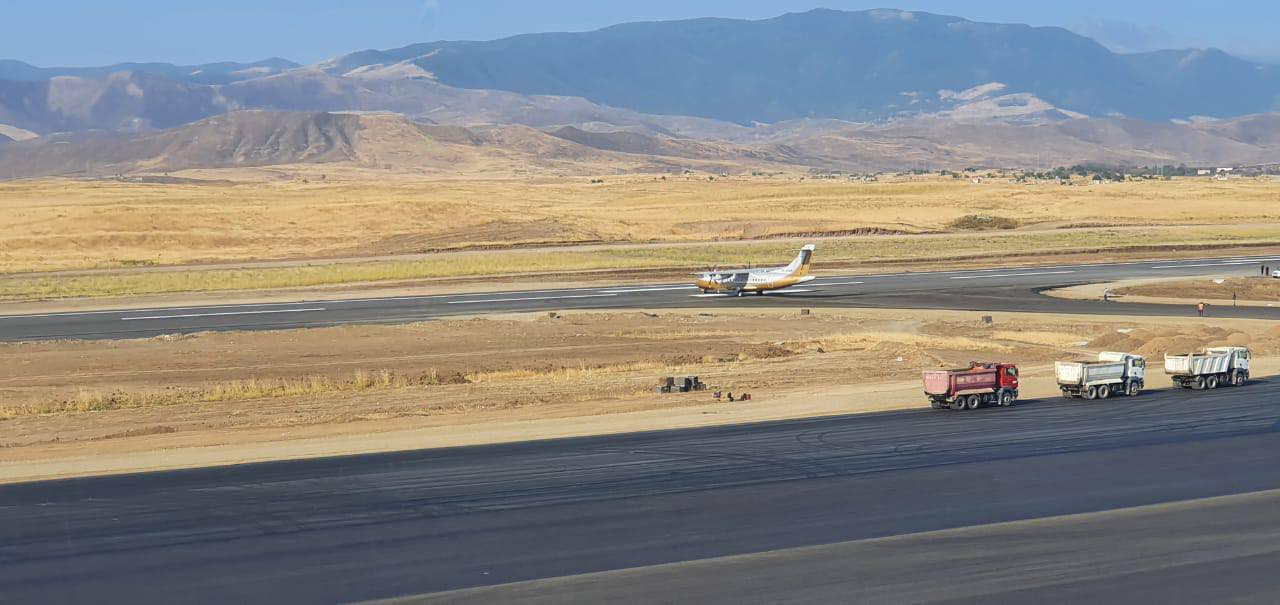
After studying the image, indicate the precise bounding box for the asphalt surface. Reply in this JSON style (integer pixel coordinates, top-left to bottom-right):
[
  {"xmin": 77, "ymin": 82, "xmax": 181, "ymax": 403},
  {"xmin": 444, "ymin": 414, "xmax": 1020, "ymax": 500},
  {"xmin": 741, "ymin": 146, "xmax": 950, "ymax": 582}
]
[
  {"xmin": 4, "ymin": 253, "xmax": 1280, "ymax": 341},
  {"xmin": 3, "ymin": 379, "xmax": 1280, "ymax": 603}
]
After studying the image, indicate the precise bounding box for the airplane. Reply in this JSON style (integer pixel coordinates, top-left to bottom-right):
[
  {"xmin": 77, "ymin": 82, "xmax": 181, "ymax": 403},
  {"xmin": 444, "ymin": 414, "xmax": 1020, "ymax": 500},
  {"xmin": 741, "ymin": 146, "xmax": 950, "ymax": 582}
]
[{"xmin": 694, "ymin": 244, "xmax": 816, "ymax": 296}]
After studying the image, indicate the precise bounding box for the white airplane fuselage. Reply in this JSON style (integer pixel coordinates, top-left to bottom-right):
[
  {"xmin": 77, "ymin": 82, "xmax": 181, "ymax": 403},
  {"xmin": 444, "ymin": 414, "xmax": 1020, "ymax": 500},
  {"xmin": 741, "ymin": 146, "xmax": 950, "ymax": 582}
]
[{"xmin": 694, "ymin": 244, "xmax": 816, "ymax": 296}]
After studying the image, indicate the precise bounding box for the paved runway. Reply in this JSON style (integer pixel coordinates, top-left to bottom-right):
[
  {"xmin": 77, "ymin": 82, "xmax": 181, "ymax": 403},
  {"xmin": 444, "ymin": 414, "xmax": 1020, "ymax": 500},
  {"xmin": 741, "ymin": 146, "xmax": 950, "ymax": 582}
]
[
  {"xmin": 3, "ymin": 379, "xmax": 1279, "ymax": 603},
  {"xmin": 4, "ymin": 253, "xmax": 1280, "ymax": 341}
]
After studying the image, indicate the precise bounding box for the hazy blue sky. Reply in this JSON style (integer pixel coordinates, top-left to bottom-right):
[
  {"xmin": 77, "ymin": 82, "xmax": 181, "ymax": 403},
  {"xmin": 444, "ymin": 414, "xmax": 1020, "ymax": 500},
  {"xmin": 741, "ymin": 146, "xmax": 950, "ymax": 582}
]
[{"xmin": 6, "ymin": 1, "xmax": 1279, "ymax": 66}]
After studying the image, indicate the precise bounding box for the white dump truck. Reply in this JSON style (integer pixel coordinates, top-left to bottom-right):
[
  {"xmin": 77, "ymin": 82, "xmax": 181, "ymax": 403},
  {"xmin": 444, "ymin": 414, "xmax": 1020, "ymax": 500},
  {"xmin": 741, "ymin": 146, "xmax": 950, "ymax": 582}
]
[
  {"xmin": 1164, "ymin": 347, "xmax": 1251, "ymax": 390},
  {"xmin": 1056, "ymin": 352, "xmax": 1146, "ymax": 399}
]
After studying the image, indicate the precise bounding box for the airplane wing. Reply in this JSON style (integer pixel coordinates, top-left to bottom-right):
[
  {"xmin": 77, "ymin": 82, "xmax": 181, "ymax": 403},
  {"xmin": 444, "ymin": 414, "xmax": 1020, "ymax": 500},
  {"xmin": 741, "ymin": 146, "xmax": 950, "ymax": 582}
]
[{"xmin": 695, "ymin": 268, "xmax": 756, "ymax": 276}]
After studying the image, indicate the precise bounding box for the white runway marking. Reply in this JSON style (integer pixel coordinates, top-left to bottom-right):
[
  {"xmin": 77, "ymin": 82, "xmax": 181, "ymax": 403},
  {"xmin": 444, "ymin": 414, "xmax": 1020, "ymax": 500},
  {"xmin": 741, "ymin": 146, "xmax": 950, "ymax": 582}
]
[
  {"xmin": 2, "ymin": 302, "xmax": 328, "ymax": 320},
  {"xmin": 600, "ymin": 286, "xmax": 700, "ymax": 294},
  {"xmin": 950, "ymin": 271, "xmax": 1076, "ymax": 280},
  {"xmin": 446, "ymin": 294, "xmax": 619, "ymax": 305},
  {"xmin": 1151, "ymin": 261, "xmax": 1267, "ymax": 269},
  {"xmin": 815, "ymin": 281, "xmax": 865, "ymax": 286},
  {"xmin": 122, "ymin": 308, "xmax": 327, "ymax": 321}
]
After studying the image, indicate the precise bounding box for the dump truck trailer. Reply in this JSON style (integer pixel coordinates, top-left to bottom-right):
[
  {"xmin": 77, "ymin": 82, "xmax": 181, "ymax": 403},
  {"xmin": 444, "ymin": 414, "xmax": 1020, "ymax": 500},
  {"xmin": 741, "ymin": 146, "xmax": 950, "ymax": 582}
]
[
  {"xmin": 1056, "ymin": 352, "xmax": 1146, "ymax": 399},
  {"xmin": 1165, "ymin": 347, "xmax": 1251, "ymax": 390},
  {"xmin": 923, "ymin": 363, "xmax": 1019, "ymax": 411}
]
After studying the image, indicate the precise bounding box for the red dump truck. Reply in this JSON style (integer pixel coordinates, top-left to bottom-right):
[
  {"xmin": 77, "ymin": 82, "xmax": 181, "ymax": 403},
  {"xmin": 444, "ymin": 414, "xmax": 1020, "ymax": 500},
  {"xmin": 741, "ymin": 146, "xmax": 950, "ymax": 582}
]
[{"xmin": 923, "ymin": 363, "xmax": 1020, "ymax": 410}]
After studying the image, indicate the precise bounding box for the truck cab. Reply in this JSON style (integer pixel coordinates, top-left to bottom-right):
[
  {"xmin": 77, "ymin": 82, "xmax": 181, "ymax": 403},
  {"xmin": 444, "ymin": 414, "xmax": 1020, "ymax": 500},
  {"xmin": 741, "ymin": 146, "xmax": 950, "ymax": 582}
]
[{"xmin": 995, "ymin": 363, "xmax": 1019, "ymax": 391}]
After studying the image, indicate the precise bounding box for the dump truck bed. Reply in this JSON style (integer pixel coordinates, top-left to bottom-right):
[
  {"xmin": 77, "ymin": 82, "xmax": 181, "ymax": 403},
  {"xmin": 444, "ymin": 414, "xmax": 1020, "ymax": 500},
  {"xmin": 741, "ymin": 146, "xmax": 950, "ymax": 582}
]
[
  {"xmin": 922, "ymin": 367, "xmax": 998, "ymax": 396},
  {"xmin": 1055, "ymin": 361, "xmax": 1126, "ymax": 386},
  {"xmin": 1164, "ymin": 352, "xmax": 1230, "ymax": 376}
]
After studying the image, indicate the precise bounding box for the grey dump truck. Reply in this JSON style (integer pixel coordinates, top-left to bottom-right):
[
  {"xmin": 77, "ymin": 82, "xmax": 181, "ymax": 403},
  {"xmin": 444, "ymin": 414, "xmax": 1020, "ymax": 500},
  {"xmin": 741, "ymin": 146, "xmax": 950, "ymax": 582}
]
[
  {"xmin": 1055, "ymin": 352, "xmax": 1146, "ymax": 399},
  {"xmin": 1164, "ymin": 347, "xmax": 1251, "ymax": 390}
]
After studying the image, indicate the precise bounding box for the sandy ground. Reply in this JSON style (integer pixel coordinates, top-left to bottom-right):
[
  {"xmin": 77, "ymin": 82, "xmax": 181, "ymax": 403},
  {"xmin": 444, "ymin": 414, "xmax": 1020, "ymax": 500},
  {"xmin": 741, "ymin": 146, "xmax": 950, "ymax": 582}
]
[
  {"xmin": 1050, "ymin": 276, "xmax": 1280, "ymax": 309},
  {"xmin": 4, "ymin": 308, "xmax": 1279, "ymax": 484},
  {"xmin": 1116, "ymin": 276, "xmax": 1280, "ymax": 303}
]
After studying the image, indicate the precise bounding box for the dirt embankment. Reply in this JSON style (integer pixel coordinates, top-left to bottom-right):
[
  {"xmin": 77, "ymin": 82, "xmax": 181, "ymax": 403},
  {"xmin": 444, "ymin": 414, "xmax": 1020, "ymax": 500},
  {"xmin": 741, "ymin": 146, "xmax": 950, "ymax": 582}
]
[
  {"xmin": 4, "ymin": 308, "xmax": 1280, "ymax": 483},
  {"xmin": 1115, "ymin": 277, "xmax": 1280, "ymax": 304},
  {"xmin": 1049, "ymin": 276, "xmax": 1280, "ymax": 308}
]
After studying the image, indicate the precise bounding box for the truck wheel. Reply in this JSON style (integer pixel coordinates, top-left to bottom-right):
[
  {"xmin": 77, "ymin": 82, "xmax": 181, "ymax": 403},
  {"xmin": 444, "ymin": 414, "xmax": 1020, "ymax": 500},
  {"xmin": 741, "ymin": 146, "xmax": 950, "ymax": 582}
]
[
  {"xmin": 1206, "ymin": 376, "xmax": 1219, "ymax": 390},
  {"xmin": 966, "ymin": 395, "xmax": 982, "ymax": 410},
  {"xmin": 1084, "ymin": 385, "xmax": 1097, "ymax": 400},
  {"xmin": 1127, "ymin": 382, "xmax": 1140, "ymax": 397},
  {"xmin": 930, "ymin": 399, "xmax": 943, "ymax": 409},
  {"xmin": 1098, "ymin": 385, "xmax": 1111, "ymax": 399},
  {"xmin": 949, "ymin": 399, "xmax": 965, "ymax": 411},
  {"xmin": 1193, "ymin": 377, "xmax": 1205, "ymax": 390},
  {"xmin": 1061, "ymin": 389, "xmax": 1072, "ymax": 399},
  {"xmin": 1000, "ymin": 391, "xmax": 1014, "ymax": 407}
]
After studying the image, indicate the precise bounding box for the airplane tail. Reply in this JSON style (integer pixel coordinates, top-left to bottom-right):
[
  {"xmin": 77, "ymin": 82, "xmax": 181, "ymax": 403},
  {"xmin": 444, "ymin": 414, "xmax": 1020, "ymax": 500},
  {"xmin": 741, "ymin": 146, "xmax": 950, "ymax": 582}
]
[{"xmin": 783, "ymin": 244, "xmax": 816, "ymax": 277}]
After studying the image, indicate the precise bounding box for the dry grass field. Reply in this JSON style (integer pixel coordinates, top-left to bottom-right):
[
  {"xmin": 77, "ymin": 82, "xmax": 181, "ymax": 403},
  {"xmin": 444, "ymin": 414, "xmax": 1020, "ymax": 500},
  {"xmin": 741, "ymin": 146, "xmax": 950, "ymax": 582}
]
[
  {"xmin": 4, "ymin": 225, "xmax": 1280, "ymax": 300},
  {"xmin": 4, "ymin": 308, "xmax": 1275, "ymax": 425},
  {"xmin": 6, "ymin": 308, "xmax": 1280, "ymax": 481},
  {"xmin": 3, "ymin": 172, "xmax": 1278, "ymax": 273}
]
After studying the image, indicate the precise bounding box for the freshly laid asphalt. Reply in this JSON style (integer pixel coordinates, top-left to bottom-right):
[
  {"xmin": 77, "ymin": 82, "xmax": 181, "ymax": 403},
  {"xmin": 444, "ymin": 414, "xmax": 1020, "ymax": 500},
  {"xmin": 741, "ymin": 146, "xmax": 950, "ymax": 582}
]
[
  {"xmin": 3, "ymin": 253, "xmax": 1280, "ymax": 341},
  {"xmin": 2, "ymin": 379, "xmax": 1279, "ymax": 603},
  {"xmin": 4, "ymin": 253, "xmax": 1280, "ymax": 603}
]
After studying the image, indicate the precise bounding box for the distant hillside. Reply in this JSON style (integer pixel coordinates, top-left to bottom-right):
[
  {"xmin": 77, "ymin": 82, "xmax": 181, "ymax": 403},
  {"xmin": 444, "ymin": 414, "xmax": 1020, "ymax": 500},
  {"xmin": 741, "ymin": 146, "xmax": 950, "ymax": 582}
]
[
  {"xmin": 0, "ymin": 71, "xmax": 228, "ymax": 133},
  {"xmin": 3, "ymin": 108, "xmax": 1279, "ymax": 179},
  {"xmin": 0, "ymin": 123, "xmax": 38, "ymax": 141},
  {"xmin": 2, "ymin": 8, "xmax": 1279, "ymax": 174},
  {"xmin": 780, "ymin": 114, "xmax": 1280, "ymax": 171},
  {"xmin": 0, "ymin": 111, "xmax": 789, "ymax": 178},
  {"xmin": 0, "ymin": 66, "xmax": 742, "ymax": 138},
  {"xmin": 321, "ymin": 9, "xmax": 1280, "ymax": 123},
  {"xmin": 0, "ymin": 112, "xmax": 361, "ymax": 176},
  {"xmin": 0, "ymin": 58, "xmax": 298, "ymax": 85},
  {"xmin": 5, "ymin": 9, "xmax": 1280, "ymax": 138},
  {"xmin": 547, "ymin": 126, "xmax": 796, "ymax": 163}
]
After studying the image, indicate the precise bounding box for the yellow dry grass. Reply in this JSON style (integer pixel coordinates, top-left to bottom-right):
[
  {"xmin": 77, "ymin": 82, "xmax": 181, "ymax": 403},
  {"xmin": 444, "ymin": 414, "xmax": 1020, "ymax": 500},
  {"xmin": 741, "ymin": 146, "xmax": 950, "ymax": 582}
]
[
  {"xmin": 464, "ymin": 361, "xmax": 676, "ymax": 384},
  {"xmin": 812, "ymin": 331, "xmax": 1008, "ymax": 352},
  {"xmin": 4, "ymin": 224, "xmax": 1280, "ymax": 300},
  {"xmin": 3, "ymin": 174, "xmax": 1279, "ymax": 276},
  {"xmin": 1, "ymin": 368, "xmax": 424, "ymax": 418}
]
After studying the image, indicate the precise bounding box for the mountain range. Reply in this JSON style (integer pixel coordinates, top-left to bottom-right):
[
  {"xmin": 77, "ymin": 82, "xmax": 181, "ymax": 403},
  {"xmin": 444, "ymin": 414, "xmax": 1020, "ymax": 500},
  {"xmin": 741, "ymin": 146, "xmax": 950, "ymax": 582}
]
[
  {"xmin": 319, "ymin": 9, "xmax": 1280, "ymax": 124},
  {"xmin": 2, "ymin": 8, "xmax": 1279, "ymax": 177},
  {"xmin": 0, "ymin": 58, "xmax": 299, "ymax": 85},
  {"xmin": 4, "ymin": 108, "xmax": 1279, "ymax": 179}
]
